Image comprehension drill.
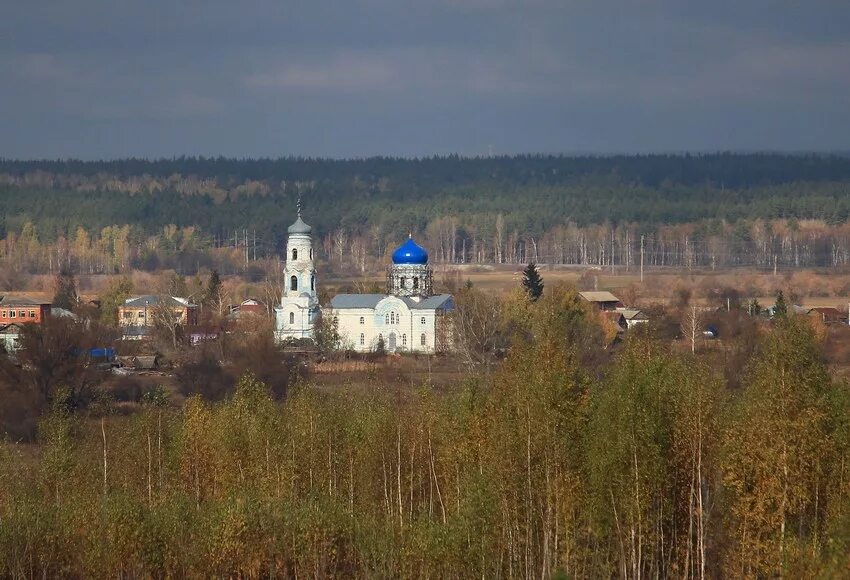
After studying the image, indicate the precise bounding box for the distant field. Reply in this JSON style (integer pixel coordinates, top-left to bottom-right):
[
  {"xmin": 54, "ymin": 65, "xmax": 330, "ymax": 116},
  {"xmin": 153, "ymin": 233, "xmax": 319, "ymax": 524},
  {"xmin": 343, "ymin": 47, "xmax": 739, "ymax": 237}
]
[
  {"xmin": 326, "ymin": 263, "xmax": 850, "ymax": 310},
  {"xmin": 9, "ymin": 264, "xmax": 850, "ymax": 312}
]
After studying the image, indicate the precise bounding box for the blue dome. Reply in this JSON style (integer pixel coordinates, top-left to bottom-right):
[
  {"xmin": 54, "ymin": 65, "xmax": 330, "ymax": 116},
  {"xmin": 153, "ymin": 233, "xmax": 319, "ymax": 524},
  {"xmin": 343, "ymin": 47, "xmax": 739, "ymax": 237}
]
[{"xmin": 392, "ymin": 237, "xmax": 428, "ymax": 265}]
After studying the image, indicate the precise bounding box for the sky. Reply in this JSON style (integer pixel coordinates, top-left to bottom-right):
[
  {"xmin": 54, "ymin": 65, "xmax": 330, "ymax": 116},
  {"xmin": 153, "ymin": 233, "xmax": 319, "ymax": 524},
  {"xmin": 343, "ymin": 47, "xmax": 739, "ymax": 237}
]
[{"xmin": 2, "ymin": 0, "xmax": 850, "ymax": 159}]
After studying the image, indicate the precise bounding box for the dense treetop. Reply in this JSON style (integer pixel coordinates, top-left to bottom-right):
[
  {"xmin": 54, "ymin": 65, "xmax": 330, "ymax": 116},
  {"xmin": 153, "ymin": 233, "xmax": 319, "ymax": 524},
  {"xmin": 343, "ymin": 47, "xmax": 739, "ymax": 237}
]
[{"xmin": 3, "ymin": 153, "xmax": 850, "ymax": 255}]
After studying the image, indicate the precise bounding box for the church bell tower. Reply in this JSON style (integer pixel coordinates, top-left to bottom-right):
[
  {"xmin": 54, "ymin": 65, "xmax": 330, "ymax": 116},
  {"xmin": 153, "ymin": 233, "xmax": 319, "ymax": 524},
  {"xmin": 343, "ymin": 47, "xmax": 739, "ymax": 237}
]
[{"xmin": 274, "ymin": 198, "xmax": 319, "ymax": 343}]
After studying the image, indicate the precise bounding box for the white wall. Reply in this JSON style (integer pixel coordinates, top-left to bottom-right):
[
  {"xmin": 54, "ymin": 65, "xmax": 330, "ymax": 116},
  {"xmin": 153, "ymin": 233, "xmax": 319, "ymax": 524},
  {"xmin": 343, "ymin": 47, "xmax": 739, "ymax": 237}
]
[{"xmin": 330, "ymin": 299, "xmax": 438, "ymax": 353}]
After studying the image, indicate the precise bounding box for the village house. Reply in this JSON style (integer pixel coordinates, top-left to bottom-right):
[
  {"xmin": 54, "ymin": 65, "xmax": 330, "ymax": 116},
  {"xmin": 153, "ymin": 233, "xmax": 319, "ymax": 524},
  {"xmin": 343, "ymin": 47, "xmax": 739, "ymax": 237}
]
[
  {"xmin": 118, "ymin": 295, "xmax": 198, "ymax": 339},
  {"xmin": 807, "ymin": 306, "xmax": 846, "ymax": 325},
  {"xmin": 0, "ymin": 296, "xmax": 53, "ymax": 352},
  {"xmin": 579, "ymin": 291, "xmax": 624, "ymax": 311},
  {"xmin": 228, "ymin": 298, "xmax": 266, "ymax": 320},
  {"xmin": 617, "ymin": 308, "xmax": 649, "ymax": 329},
  {"xmin": 0, "ymin": 296, "xmax": 52, "ymax": 324}
]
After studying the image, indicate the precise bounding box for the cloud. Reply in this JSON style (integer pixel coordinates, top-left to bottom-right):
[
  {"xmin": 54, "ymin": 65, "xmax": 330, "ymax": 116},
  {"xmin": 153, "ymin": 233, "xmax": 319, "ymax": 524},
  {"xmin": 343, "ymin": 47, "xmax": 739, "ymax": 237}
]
[
  {"xmin": 246, "ymin": 53, "xmax": 396, "ymax": 91},
  {"xmin": 14, "ymin": 53, "xmax": 75, "ymax": 82},
  {"xmin": 243, "ymin": 45, "xmax": 568, "ymax": 97},
  {"xmin": 2, "ymin": 1, "xmax": 850, "ymax": 157}
]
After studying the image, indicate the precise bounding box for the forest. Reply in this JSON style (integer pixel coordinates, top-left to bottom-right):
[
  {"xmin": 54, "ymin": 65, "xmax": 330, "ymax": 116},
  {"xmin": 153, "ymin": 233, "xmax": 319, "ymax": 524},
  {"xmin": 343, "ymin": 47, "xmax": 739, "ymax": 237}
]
[
  {"xmin": 1, "ymin": 284, "xmax": 849, "ymax": 577},
  {"xmin": 4, "ymin": 154, "xmax": 850, "ymax": 277}
]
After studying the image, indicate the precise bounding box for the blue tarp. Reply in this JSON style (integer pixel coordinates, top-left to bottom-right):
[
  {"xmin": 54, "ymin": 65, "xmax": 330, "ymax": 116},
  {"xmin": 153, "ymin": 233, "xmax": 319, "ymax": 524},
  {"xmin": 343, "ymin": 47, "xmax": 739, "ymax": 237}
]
[{"xmin": 70, "ymin": 347, "xmax": 116, "ymax": 360}]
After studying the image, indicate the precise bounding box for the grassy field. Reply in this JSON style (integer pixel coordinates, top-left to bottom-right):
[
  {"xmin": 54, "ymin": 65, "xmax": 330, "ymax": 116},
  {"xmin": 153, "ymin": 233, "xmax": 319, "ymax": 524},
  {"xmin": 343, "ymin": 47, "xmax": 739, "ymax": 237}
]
[{"xmin": 320, "ymin": 263, "xmax": 850, "ymax": 310}]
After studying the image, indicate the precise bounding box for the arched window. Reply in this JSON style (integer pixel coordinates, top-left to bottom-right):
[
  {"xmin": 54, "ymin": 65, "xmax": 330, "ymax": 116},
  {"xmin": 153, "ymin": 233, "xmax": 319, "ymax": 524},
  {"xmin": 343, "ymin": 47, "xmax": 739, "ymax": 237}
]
[
  {"xmin": 289, "ymin": 312, "xmax": 295, "ymax": 324},
  {"xmin": 360, "ymin": 333, "xmax": 365, "ymax": 345},
  {"xmin": 311, "ymin": 274, "xmax": 315, "ymax": 291},
  {"xmin": 421, "ymin": 333, "xmax": 426, "ymax": 345},
  {"xmin": 333, "ymin": 316, "xmax": 338, "ymax": 326},
  {"xmin": 385, "ymin": 313, "xmax": 389, "ymax": 324},
  {"xmin": 420, "ymin": 316, "xmax": 426, "ymax": 325},
  {"xmin": 413, "ymin": 277, "xmax": 419, "ymax": 289},
  {"xmin": 399, "ymin": 277, "xmax": 406, "ymax": 289},
  {"xmin": 290, "ymin": 275, "xmax": 298, "ymax": 291},
  {"xmin": 359, "ymin": 316, "xmax": 365, "ymax": 324},
  {"xmin": 292, "ymin": 248, "xmax": 298, "ymax": 260},
  {"xmin": 402, "ymin": 334, "xmax": 407, "ymax": 346}
]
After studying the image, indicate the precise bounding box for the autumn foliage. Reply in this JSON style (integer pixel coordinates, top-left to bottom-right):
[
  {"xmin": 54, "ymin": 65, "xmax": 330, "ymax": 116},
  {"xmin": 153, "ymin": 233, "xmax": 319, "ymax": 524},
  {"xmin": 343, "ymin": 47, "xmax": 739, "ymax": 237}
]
[{"xmin": 1, "ymin": 301, "xmax": 849, "ymax": 577}]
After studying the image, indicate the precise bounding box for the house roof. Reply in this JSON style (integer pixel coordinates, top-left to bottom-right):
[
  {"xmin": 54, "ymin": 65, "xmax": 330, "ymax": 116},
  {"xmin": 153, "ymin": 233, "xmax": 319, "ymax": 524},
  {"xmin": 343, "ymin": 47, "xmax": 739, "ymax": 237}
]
[
  {"xmin": 0, "ymin": 323, "xmax": 24, "ymax": 334},
  {"xmin": 0, "ymin": 295, "xmax": 49, "ymax": 306},
  {"xmin": 579, "ymin": 291, "xmax": 621, "ymax": 303},
  {"xmin": 807, "ymin": 307, "xmax": 843, "ymax": 315},
  {"xmin": 330, "ymin": 293, "xmax": 455, "ymax": 311},
  {"xmin": 133, "ymin": 355, "xmax": 159, "ymax": 369},
  {"xmin": 51, "ymin": 307, "xmax": 79, "ymax": 319},
  {"xmin": 123, "ymin": 295, "xmax": 196, "ymax": 308},
  {"xmin": 617, "ymin": 308, "xmax": 647, "ymax": 320}
]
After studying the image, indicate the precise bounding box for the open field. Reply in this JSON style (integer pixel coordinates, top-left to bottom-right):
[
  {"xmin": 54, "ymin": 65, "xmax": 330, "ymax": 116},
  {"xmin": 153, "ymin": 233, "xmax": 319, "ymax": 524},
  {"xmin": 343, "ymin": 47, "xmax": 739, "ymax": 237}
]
[{"xmin": 326, "ymin": 263, "xmax": 850, "ymax": 309}]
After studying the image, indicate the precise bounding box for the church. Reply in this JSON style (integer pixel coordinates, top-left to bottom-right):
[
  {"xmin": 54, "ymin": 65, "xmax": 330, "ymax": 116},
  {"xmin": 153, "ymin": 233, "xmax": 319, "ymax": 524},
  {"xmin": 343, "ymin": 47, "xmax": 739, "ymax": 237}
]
[{"xmin": 274, "ymin": 207, "xmax": 454, "ymax": 353}]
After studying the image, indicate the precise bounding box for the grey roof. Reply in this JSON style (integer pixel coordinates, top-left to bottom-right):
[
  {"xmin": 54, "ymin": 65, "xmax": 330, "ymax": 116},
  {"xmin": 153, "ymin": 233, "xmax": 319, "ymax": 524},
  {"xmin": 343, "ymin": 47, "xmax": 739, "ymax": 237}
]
[
  {"xmin": 51, "ymin": 307, "xmax": 79, "ymax": 319},
  {"xmin": 0, "ymin": 295, "xmax": 48, "ymax": 306},
  {"xmin": 404, "ymin": 294, "xmax": 454, "ymax": 310},
  {"xmin": 579, "ymin": 291, "xmax": 621, "ymax": 303},
  {"xmin": 124, "ymin": 295, "xmax": 196, "ymax": 308},
  {"xmin": 330, "ymin": 293, "xmax": 454, "ymax": 311},
  {"xmin": 616, "ymin": 308, "xmax": 647, "ymax": 320},
  {"xmin": 287, "ymin": 216, "xmax": 312, "ymax": 234},
  {"xmin": 0, "ymin": 323, "xmax": 23, "ymax": 334},
  {"xmin": 330, "ymin": 294, "xmax": 385, "ymax": 309}
]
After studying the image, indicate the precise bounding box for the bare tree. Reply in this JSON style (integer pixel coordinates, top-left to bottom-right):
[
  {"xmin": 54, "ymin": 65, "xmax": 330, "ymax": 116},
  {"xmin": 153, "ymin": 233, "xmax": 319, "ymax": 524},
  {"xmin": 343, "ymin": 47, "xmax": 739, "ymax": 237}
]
[
  {"xmin": 449, "ymin": 287, "xmax": 505, "ymax": 369},
  {"xmin": 151, "ymin": 296, "xmax": 184, "ymax": 350},
  {"xmin": 683, "ymin": 305, "xmax": 701, "ymax": 354}
]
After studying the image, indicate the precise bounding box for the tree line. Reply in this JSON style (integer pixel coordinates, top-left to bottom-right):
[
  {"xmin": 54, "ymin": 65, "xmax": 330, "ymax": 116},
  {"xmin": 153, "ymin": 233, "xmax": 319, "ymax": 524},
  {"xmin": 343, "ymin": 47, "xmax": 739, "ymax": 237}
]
[
  {"xmin": 4, "ymin": 154, "xmax": 850, "ymax": 275},
  {"xmin": 1, "ymin": 284, "xmax": 849, "ymax": 577}
]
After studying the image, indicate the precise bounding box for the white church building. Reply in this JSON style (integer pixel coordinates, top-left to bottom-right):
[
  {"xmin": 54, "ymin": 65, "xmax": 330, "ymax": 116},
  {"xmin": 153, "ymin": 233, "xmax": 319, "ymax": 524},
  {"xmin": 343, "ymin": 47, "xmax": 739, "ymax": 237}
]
[
  {"xmin": 274, "ymin": 207, "xmax": 320, "ymax": 343},
  {"xmin": 274, "ymin": 206, "xmax": 453, "ymax": 353}
]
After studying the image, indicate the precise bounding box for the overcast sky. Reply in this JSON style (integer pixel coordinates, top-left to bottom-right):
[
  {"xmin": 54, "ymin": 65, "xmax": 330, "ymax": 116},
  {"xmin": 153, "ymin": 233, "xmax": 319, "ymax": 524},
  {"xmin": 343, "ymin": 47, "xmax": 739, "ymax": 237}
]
[{"xmin": 2, "ymin": 1, "xmax": 849, "ymax": 159}]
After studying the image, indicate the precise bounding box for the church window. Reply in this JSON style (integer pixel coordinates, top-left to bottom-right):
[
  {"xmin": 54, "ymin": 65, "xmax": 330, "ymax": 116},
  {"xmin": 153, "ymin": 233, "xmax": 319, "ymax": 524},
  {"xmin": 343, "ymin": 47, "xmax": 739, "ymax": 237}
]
[
  {"xmin": 413, "ymin": 277, "xmax": 419, "ymax": 289},
  {"xmin": 360, "ymin": 333, "xmax": 365, "ymax": 345},
  {"xmin": 359, "ymin": 316, "xmax": 364, "ymax": 324},
  {"xmin": 292, "ymin": 248, "xmax": 298, "ymax": 260},
  {"xmin": 289, "ymin": 312, "xmax": 295, "ymax": 324},
  {"xmin": 385, "ymin": 314, "xmax": 389, "ymax": 324},
  {"xmin": 333, "ymin": 317, "xmax": 338, "ymax": 326},
  {"xmin": 290, "ymin": 275, "xmax": 298, "ymax": 291},
  {"xmin": 420, "ymin": 316, "xmax": 426, "ymax": 325},
  {"xmin": 421, "ymin": 333, "xmax": 426, "ymax": 346},
  {"xmin": 402, "ymin": 334, "xmax": 407, "ymax": 346},
  {"xmin": 311, "ymin": 274, "xmax": 315, "ymax": 291}
]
